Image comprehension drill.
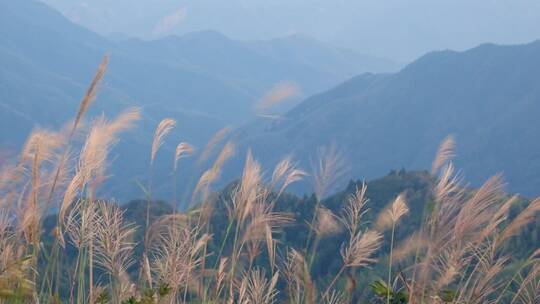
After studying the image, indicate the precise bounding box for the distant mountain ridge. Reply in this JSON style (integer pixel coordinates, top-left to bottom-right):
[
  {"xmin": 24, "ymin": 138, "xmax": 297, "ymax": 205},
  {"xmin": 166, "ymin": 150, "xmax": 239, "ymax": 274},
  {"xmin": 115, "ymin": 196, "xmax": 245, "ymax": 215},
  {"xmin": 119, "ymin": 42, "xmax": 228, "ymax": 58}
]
[
  {"xmin": 116, "ymin": 30, "xmax": 397, "ymax": 104},
  {"xmin": 0, "ymin": 0, "xmax": 395, "ymax": 146},
  {"xmin": 39, "ymin": 0, "xmax": 540, "ymax": 63},
  {"xmin": 232, "ymin": 40, "xmax": 540, "ymax": 196},
  {"xmin": 0, "ymin": 0, "xmax": 395, "ymax": 201}
]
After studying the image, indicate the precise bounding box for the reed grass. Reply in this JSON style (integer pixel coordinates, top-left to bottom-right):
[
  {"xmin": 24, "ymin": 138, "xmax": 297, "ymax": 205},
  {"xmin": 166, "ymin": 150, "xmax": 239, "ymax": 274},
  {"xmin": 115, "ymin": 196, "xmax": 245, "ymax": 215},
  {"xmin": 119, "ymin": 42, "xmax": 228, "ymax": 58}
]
[{"xmin": 1, "ymin": 59, "xmax": 540, "ymax": 304}]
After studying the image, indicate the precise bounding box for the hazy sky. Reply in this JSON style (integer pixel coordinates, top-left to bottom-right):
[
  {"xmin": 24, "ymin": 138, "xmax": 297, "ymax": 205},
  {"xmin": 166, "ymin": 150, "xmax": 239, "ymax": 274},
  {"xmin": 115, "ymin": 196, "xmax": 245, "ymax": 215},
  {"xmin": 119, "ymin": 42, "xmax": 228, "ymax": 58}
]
[{"xmin": 41, "ymin": 0, "xmax": 540, "ymax": 62}]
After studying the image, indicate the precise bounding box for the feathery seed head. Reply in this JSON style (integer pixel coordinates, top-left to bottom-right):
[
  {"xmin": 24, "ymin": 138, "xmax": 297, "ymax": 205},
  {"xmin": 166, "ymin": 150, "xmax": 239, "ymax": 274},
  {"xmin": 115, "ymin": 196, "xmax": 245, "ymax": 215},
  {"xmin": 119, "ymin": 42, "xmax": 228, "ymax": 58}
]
[{"xmin": 151, "ymin": 118, "xmax": 176, "ymax": 165}]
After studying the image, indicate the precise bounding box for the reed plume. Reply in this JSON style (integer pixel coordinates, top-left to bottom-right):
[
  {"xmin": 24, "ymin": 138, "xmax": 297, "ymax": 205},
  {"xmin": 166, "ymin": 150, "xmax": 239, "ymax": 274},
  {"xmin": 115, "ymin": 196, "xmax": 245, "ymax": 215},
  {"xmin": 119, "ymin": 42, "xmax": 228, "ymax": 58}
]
[
  {"xmin": 323, "ymin": 230, "xmax": 382, "ymax": 299},
  {"xmin": 237, "ymin": 268, "xmax": 279, "ymax": 304},
  {"xmin": 311, "ymin": 207, "xmax": 342, "ymax": 237},
  {"xmin": 59, "ymin": 108, "xmax": 140, "ymax": 223},
  {"xmin": 323, "ymin": 291, "xmax": 347, "ymax": 304},
  {"xmin": 342, "ymin": 230, "xmax": 383, "ymax": 268},
  {"xmin": 150, "ymin": 225, "xmax": 210, "ymax": 300},
  {"xmin": 213, "ymin": 257, "xmax": 229, "ymax": 300},
  {"xmin": 340, "ymin": 184, "xmax": 369, "ymax": 237},
  {"xmin": 500, "ymin": 197, "xmax": 540, "ymax": 242},
  {"xmin": 375, "ymin": 193, "xmax": 409, "ymax": 231},
  {"xmin": 453, "ymin": 174, "xmax": 504, "ymax": 244},
  {"xmin": 197, "ymin": 126, "xmax": 230, "ymax": 164},
  {"xmin": 145, "ymin": 213, "xmax": 188, "ymax": 247},
  {"xmin": 93, "ymin": 201, "xmax": 137, "ymax": 303},
  {"xmin": 270, "ymin": 157, "xmax": 307, "ymax": 198},
  {"xmin": 174, "ymin": 142, "xmax": 194, "ymax": 171},
  {"xmin": 256, "ymin": 82, "xmax": 301, "ymax": 115},
  {"xmin": 392, "ymin": 232, "xmax": 428, "ymax": 263},
  {"xmin": 512, "ymin": 265, "xmax": 540, "ymax": 304},
  {"xmin": 71, "ymin": 55, "xmax": 109, "ymax": 137},
  {"xmin": 64, "ymin": 199, "xmax": 96, "ymax": 250},
  {"xmin": 375, "ymin": 193, "xmax": 409, "ymax": 304},
  {"xmin": 193, "ymin": 141, "xmax": 235, "ymax": 203},
  {"xmin": 281, "ymin": 249, "xmax": 314, "ymax": 304},
  {"xmin": 431, "ymin": 135, "xmax": 455, "ymax": 175},
  {"xmin": 311, "ymin": 144, "xmax": 348, "ymax": 201},
  {"xmin": 151, "ymin": 118, "xmax": 176, "ymax": 165}
]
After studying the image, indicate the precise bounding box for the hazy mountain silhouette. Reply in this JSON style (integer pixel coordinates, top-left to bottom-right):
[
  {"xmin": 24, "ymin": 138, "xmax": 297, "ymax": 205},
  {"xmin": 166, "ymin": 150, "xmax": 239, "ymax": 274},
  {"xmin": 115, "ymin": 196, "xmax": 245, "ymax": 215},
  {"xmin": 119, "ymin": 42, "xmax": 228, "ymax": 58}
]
[
  {"xmin": 40, "ymin": 0, "xmax": 540, "ymax": 62},
  {"xmin": 0, "ymin": 0, "xmax": 394, "ymax": 201},
  {"xmin": 233, "ymin": 40, "xmax": 540, "ymax": 196}
]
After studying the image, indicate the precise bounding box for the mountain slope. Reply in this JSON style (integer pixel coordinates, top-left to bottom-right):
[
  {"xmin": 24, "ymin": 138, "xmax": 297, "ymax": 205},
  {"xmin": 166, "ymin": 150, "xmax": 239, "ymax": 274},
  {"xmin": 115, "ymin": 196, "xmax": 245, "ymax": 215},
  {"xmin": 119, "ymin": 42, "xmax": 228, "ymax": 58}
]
[
  {"xmin": 115, "ymin": 30, "xmax": 397, "ymax": 106},
  {"xmin": 0, "ymin": 0, "xmax": 393, "ymax": 201},
  {"xmin": 0, "ymin": 0, "xmax": 245, "ymax": 147},
  {"xmin": 233, "ymin": 40, "xmax": 540, "ymax": 196},
  {"xmin": 245, "ymin": 34, "xmax": 396, "ymax": 79},
  {"xmin": 1, "ymin": 0, "xmax": 395, "ymax": 147}
]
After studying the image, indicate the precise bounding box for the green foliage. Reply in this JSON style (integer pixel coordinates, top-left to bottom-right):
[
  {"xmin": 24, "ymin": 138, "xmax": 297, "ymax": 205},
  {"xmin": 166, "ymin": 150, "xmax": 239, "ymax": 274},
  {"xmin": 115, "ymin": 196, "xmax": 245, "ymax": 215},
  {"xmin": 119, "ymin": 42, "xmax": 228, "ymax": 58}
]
[
  {"xmin": 157, "ymin": 283, "xmax": 171, "ymax": 298},
  {"xmin": 370, "ymin": 279, "xmax": 408, "ymax": 304},
  {"xmin": 118, "ymin": 284, "xmax": 171, "ymax": 304},
  {"xmin": 439, "ymin": 289, "xmax": 457, "ymax": 303},
  {"xmin": 95, "ymin": 290, "xmax": 110, "ymax": 304},
  {"xmin": 368, "ymin": 278, "xmax": 455, "ymax": 304},
  {"xmin": 0, "ymin": 256, "xmax": 34, "ymax": 302}
]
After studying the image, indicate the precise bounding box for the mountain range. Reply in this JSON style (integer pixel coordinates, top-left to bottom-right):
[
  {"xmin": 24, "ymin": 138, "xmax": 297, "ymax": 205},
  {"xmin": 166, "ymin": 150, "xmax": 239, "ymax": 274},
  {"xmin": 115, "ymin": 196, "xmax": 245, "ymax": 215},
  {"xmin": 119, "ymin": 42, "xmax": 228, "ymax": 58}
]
[
  {"xmin": 3, "ymin": 0, "xmax": 540, "ymax": 201},
  {"xmin": 1, "ymin": 0, "xmax": 394, "ymax": 145},
  {"xmin": 39, "ymin": 0, "xmax": 540, "ymax": 62},
  {"xmin": 0, "ymin": 0, "xmax": 395, "ymax": 201},
  {"xmin": 232, "ymin": 40, "xmax": 540, "ymax": 196}
]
